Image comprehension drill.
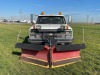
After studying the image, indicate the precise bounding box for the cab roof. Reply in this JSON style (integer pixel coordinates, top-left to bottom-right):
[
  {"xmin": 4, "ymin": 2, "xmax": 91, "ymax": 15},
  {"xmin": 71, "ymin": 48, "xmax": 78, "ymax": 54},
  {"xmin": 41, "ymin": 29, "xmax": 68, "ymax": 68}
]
[
  {"xmin": 38, "ymin": 14, "xmax": 64, "ymax": 16},
  {"xmin": 39, "ymin": 12, "xmax": 64, "ymax": 17}
]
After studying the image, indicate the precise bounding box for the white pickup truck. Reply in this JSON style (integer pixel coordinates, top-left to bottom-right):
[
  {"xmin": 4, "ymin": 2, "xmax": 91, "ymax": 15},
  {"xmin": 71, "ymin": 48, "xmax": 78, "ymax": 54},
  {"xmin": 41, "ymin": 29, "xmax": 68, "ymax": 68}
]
[{"xmin": 28, "ymin": 12, "xmax": 73, "ymax": 45}]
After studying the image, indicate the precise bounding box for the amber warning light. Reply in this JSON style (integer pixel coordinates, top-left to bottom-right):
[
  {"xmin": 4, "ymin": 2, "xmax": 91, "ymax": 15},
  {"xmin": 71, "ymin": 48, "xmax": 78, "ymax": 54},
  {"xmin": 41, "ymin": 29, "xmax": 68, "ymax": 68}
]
[
  {"xmin": 59, "ymin": 12, "xmax": 62, "ymax": 15},
  {"xmin": 41, "ymin": 12, "xmax": 44, "ymax": 15}
]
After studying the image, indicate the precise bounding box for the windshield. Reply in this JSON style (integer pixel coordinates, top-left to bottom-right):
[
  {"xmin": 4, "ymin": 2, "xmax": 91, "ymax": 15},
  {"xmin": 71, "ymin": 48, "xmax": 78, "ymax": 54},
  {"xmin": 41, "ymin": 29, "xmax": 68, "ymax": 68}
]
[{"xmin": 36, "ymin": 16, "xmax": 66, "ymax": 24}]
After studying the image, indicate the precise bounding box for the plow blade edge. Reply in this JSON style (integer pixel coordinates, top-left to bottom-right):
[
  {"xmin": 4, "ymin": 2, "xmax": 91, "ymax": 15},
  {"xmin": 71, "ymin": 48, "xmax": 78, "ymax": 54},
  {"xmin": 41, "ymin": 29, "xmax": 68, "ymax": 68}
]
[
  {"xmin": 56, "ymin": 44, "xmax": 85, "ymax": 52},
  {"xmin": 15, "ymin": 43, "xmax": 44, "ymax": 51}
]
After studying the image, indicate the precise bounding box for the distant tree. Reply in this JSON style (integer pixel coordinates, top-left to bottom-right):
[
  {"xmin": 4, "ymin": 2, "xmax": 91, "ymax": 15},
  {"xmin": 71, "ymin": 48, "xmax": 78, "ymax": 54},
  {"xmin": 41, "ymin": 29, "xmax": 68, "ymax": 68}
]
[{"xmin": 3, "ymin": 19, "xmax": 8, "ymax": 22}]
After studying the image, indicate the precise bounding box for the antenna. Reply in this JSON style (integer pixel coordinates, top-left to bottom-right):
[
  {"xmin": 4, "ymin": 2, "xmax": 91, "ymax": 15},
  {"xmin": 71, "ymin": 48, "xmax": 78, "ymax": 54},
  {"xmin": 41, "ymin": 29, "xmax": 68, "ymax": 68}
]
[
  {"xmin": 91, "ymin": 18, "xmax": 93, "ymax": 24},
  {"xmin": 19, "ymin": 9, "xmax": 24, "ymax": 21},
  {"xmin": 87, "ymin": 14, "xmax": 89, "ymax": 24},
  {"xmin": 19, "ymin": 9, "xmax": 22, "ymax": 21}
]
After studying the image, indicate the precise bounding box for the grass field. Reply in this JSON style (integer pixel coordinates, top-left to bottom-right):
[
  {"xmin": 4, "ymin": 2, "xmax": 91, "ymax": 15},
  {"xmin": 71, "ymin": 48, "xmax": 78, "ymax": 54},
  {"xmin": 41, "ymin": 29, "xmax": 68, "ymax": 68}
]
[{"xmin": 0, "ymin": 23, "xmax": 100, "ymax": 75}]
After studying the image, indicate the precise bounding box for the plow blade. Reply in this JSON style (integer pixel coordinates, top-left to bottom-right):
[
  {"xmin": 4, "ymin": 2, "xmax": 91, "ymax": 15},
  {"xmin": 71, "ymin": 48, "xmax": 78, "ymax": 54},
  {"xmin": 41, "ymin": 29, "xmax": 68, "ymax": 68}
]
[
  {"xmin": 56, "ymin": 44, "xmax": 85, "ymax": 52},
  {"xmin": 15, "ymin": 42, "xmax": 85, "ymax": 68},
  {"xmin": 20, "ymin": 49, "xmax": 81, "ymax": 68},
  {"xmin": 20, "ymin": 49, "xmax": 49, "ymax": 68},
  {"xmin": 15, "ymin": 43, "xmax": 44, "ymax": 51}
]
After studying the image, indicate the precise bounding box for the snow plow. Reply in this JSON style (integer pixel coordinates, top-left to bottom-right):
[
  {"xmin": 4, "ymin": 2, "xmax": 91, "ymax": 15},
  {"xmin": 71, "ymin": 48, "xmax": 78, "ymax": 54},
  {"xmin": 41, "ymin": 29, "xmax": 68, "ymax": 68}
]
[{"xmin": 15, "ymin": 12, "xmax": 85, "ymax": 68}]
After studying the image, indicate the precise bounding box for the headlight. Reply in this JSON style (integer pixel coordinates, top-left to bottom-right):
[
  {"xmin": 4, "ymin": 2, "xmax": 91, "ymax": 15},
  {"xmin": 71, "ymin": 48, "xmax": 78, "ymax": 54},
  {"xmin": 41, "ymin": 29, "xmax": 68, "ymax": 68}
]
[
  {"xmin": 60, "ymin": 26, "xmax": 65, "ymax": 29},
  {"xmin": 60, "ymin": 25, "xmax": 68, "ymax": 30},
  {"xmin": 36, "ymin": 25, "xmax": 41, "ymax": 29}
]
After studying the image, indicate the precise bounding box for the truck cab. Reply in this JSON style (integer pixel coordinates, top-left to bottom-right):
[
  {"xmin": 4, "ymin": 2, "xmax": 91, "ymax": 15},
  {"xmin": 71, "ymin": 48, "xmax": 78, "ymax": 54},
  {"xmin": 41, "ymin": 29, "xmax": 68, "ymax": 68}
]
[{"xmin": 28, "ymin": 12, "xmax": 73, "ymax": 45}]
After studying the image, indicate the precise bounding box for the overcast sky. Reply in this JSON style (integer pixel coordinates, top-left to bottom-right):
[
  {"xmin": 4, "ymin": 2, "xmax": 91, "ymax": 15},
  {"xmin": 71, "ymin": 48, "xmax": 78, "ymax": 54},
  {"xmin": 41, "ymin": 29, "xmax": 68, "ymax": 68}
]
[{"xmin": 0, "ymin": 0, "xmax": 100, "ymax": 22}]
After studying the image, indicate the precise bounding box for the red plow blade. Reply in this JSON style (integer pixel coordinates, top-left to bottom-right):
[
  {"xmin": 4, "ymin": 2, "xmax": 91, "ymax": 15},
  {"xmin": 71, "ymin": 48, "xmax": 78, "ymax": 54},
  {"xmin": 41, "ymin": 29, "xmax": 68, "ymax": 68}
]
[{"xmin": 19, "ymin": 46, "xmax": 81, "ymax": 68}]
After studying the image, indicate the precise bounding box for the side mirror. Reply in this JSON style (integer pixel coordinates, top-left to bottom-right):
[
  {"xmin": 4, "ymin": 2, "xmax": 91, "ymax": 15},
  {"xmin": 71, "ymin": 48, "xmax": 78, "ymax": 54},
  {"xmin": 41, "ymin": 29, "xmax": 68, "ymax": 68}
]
[
  {"xmin": 30, "ymin": 14, "xmax": 37, "ymax": 24},
  {"xmin": 30, "ymin": 14, "xmax": 34, "ymax": 24},
  {"xmin": 68, "ymin": 16, "xmax": 72, "ymax": 25}
]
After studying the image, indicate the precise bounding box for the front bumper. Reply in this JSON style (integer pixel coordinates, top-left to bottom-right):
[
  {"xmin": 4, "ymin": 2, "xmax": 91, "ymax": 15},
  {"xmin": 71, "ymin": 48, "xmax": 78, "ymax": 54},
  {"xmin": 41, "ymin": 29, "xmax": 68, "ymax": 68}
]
[{"xmin": 28, "ymin": 38, "xmax": 72, "ymax": 43}]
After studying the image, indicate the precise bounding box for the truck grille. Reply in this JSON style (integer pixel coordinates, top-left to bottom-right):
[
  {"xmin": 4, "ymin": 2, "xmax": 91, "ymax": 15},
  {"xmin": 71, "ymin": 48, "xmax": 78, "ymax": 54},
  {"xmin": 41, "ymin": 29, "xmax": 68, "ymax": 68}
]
[{"xmin": 33, "ymin": 32, "xmax": 71, "ymax": 39}]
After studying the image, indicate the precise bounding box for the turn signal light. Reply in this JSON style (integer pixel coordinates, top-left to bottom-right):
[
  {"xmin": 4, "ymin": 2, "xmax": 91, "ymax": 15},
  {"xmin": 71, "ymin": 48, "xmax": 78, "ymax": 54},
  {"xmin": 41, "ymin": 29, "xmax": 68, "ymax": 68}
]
[
  {"xmin": 65, "ymin": 25, "xmax": 68, "ymax": 30},
  {"xmin": 33, "ymin": 25, "xmax": 36, "ymax": 29},
  {"xmin": 60, "ymin": 25, "xmax": 68, "ymax": 30},
  {"xmin": 36, "ymin": 25, "xmax": 41, "ymax": 29},
  {"xmin": 33, "ymin": 25, "xmax": 41, "ymax": 29}
]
